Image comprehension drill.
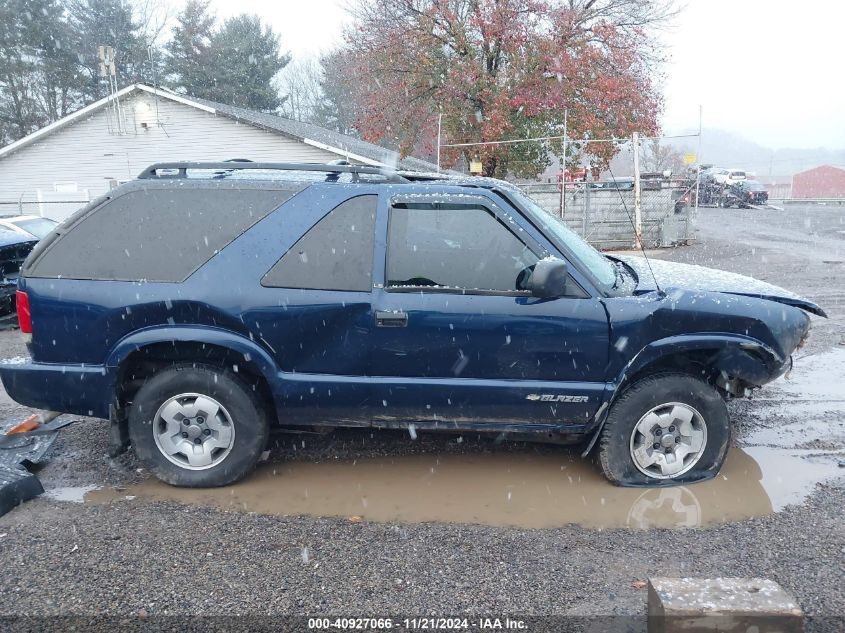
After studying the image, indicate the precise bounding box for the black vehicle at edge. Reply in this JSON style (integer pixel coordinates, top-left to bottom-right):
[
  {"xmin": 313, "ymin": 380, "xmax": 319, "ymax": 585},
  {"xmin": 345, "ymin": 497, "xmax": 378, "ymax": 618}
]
[
  {"xmin": 0, "ymin": 229, "xmax": 38, "ymax": 316},
  {"xmin": 727, "ymin": 180, "xmax": 770, "ymax": 207}
]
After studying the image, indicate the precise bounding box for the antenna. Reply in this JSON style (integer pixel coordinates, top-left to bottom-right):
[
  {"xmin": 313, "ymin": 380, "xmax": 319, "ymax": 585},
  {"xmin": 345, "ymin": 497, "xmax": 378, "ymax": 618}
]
[
  {"xmin": 606, "ymin": 163, "xmax": 663, "ymax": 294},
  {"xmin": 148, "ymin": 44, "xmax": 161, "ymax": 127},
  {"xmin": 98, "ymin": 45, "xmax": 125, "ymax": 134}
]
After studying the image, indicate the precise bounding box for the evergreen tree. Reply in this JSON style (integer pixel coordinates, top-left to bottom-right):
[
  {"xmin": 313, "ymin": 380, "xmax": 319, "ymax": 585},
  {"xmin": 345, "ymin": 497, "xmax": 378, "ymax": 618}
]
[
  {"xmin": 312, "ymin": 51, "xmax": 358, "ymax": 136},
  {"xmin": 68, "ymin": 0, "xmax": 147, "ymax": 101},
  {"xmin": 163, "ymin": 0, "xmax": 214, "ymax": 94},
  {"xmin": 0, "ymin": 0, "xmax": 83, "ymax": 141},
  {"xmin": 205, "ymin": 14, "xmax": 288, "ymax": 112}
]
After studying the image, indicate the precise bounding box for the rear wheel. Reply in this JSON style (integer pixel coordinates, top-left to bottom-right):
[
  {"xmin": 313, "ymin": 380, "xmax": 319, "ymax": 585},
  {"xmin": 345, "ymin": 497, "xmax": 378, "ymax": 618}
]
[
  {"xmin": 128, "ymin": 364, "xmax": 269, "ymax": 487},
  {"xmin": 597, "ymin": 373, "xmax": 729, "ymax": 486}
]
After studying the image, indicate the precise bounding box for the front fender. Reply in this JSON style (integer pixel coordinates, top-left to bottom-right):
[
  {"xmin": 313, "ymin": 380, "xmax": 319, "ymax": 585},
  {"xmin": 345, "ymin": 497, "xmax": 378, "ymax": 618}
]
[
  {"xmin": 581, "ymin": 333, "xmax": 781, "ymax": 457},
  {"xmin": 616, "ymin": 333, "xmax": 783, "ymax": 388}
]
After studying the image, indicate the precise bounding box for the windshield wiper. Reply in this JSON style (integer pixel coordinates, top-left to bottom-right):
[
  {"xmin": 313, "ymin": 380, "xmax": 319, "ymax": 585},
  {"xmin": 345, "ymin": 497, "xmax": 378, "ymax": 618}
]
[{"xmin": 609, "ymin": 258, "xmax": 638, "ymax": 291}]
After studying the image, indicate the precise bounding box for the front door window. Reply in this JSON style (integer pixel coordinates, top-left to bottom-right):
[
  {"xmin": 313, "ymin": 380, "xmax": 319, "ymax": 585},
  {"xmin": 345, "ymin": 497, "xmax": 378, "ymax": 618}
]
[{"xmin": 386, "ymin": 203, "xmax": 538, "ymax": 292}]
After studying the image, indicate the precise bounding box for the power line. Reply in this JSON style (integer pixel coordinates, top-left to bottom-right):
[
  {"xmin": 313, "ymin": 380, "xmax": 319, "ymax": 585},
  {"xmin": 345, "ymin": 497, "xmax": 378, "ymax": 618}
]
[{"xmin": 440, "ymin": 132, "xmax": 700, "ymax": 149}]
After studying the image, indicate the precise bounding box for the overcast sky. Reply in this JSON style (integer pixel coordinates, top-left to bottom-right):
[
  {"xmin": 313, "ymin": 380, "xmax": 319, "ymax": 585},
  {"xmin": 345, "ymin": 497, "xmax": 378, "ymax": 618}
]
[{"xmin": 206, "ymin": 0, "xmax": 843, "ymax": 151}]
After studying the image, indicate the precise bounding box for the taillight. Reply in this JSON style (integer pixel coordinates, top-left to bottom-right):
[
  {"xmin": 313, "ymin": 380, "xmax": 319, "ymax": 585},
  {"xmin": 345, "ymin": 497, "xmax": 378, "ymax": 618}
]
[{"xmin": 16, "ymin": 290, "xmax": 32, "ymax": 334}]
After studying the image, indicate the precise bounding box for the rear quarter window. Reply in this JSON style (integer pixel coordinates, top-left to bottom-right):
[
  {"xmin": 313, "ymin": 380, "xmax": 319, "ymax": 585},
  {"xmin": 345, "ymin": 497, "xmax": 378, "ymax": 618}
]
[
  {"xmin": 261, "ymin": 194, "xmax": 377, "ymax": 292},
  {"xmin": 25, "ymin": 187, "xmax": 296, "ymax": 282}
]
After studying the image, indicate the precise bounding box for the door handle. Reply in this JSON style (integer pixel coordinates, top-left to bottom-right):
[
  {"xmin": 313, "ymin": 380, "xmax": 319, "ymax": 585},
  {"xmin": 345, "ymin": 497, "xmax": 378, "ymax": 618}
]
[{"xmin": 375, "ymin": 310, "xmax": 408, "ymax": 327}]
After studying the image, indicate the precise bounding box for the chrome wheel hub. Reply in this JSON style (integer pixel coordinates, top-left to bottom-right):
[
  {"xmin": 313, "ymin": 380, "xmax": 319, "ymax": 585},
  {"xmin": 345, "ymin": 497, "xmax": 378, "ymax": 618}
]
[
  {"xmin": 153, "ymin": 393, "xmax": 235, "ymax": 470},
  {"xmin": 629, "ymin": 402, "xmax": 707, "ymax": 480}
]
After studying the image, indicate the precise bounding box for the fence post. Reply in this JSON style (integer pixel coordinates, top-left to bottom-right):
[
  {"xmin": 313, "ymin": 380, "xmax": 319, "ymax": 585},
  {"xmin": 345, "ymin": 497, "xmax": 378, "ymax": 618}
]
[
  {"xmin": 583, "ymin": 182, "xmax": 590, "ymax": 236},
  {"xmin": 559, "ymin": 166, "xmax": 564, "ymax": 218},
  {"xmin": 561, "ymin": 109, "xmax": 568, "ymax": 220},
  {"xmin": 632, "ymin": 131, "xmax": 642, "ymax": 248}
]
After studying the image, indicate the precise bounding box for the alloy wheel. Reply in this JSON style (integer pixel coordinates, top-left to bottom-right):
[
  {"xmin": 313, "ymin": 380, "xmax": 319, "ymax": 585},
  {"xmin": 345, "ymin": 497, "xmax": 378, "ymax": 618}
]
[
  {"xmin": 629, "ymin": 402, "xmax": 707, "ymax": 479},
  {"xmin": 152, "ymin": 392, "xmax": 235, "ymax": 470}
]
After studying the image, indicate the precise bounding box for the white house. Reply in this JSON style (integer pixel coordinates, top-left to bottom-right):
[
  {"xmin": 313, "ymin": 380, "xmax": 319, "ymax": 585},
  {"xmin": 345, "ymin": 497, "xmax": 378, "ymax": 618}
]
[{"xmin": 0, "ymin": 84, "xmax": 435, "ymax": 221}]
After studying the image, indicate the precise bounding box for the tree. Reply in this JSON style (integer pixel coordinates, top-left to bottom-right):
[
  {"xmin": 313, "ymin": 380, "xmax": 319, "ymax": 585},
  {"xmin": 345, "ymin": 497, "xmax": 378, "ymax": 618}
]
[
  {"xmin": 69, "ymin": 0, "xmax": 149, "ymax": 101},
  {"xmin": 0, "ymin": 0, "xmax": 82, "ymax": 142},
  {"xmin": 164, "ymin": 0, "xmax": 215, "ymax": 94},
  {"xmin": 0, "ymin": 0, "xmax": 171, "ymax": 145},
  {"xmin": 204, "ymin": 14, "xmax": 289, "ymax": 111},
  {"xmin": 313, "ymin": 51, "xmax": 361, "ymax": 136},
  {"xmin": 274, "ymin": 53, "xmax": 361, "ymax": 135},
  {"xmin": 641, "ymin": 139, "xmax": 684, "ymax": 174},
  {"xmin": 338, "ymin": 0, "xmax": 673, "ymax": 177},
  {"xmin": 276, "ymin": 56, "xmax": 323, "ymax": 122}
]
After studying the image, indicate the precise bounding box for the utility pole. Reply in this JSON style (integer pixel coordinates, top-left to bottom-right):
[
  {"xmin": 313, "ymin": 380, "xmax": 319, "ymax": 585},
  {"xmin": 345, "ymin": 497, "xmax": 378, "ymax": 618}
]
[
  {"xmin": 632, "ymin": 131, "xmax": 642, "ymax": 248},
  {"xmin": 694, "ymin": 105, "xmax": 703, "ymax": 216},
  {"xmin": 560, "ymin": 109, "xmax": 568, "ymax": 219},
  {"xmin": 436, "ymin": 111, "xmax": 442, "ymax": 173}
]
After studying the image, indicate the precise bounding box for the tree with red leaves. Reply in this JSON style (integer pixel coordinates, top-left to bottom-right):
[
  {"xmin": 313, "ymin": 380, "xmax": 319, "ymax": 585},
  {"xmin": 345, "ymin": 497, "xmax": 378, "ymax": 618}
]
[{"xmin": 337, "ymin": 0, "xmax": 673, "ymax": 177}]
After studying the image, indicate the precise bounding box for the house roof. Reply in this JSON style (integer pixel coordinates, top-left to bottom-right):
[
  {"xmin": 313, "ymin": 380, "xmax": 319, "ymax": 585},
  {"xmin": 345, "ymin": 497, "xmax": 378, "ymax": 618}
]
[{"xmin": 0, "ymin": 84, "xmax": 439, "ymax": 172}]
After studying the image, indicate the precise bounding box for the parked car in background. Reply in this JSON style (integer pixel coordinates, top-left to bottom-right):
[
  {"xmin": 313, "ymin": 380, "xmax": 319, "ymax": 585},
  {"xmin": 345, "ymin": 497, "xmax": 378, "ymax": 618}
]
[
  {"xmin": 0, "ymin": 162, "xmax": 823, "ymax": 490},
  {"xmin": 728, "ymin": 180, "xmax": 769, "ymax": 207},
  {"xmin": 712, "ymin": 168, "xmax": 747, "ymax": 187},
  {"xmin": 639, "ymin": 172, "xmax": 665, "ymax": 191},
  {"xmin": 590, "ymin": 176, "xmax": 634, "ymax": 190},
  {"xmin": 0, "ymin": 215, "xmax": 59, "ymax": 240},
  {"xmin": 0, "ymin": 229, "xmax": 38, "ymax": 316},
  {"xmin": 673, "ymin": 189, "xmax": 693, "ymax": 213}
]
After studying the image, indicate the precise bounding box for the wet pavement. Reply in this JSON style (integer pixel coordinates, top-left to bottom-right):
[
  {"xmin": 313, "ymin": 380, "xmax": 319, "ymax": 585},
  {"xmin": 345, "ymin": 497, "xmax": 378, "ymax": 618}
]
[
  {"xmin": 742, "ymin": 347, "xmax": 845, "ymax": 450},
  {"xmin": 79, "ymin": 445, "xmax": 841, "ymax": 529}
]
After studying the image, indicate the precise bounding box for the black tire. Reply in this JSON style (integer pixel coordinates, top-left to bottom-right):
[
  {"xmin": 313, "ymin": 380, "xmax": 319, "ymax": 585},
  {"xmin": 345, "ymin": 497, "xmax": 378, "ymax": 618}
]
[
  {"xmin": 128, "ymin": 364, "xmax": 269, "ymax": 487},
  {"xmin": 597, "ymin": 372, "xmax": 729, "ymax": 487}
]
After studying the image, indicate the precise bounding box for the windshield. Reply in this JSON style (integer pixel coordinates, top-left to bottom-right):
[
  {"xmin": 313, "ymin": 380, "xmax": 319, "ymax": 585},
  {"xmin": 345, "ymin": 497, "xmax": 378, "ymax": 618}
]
[
  {"xmin": 12, "ymin": 218, "xmax": 57, "ymax": 239},
  {"xmin": 503, "ymin": 187, "xmax": 618, "ymax": 289}
]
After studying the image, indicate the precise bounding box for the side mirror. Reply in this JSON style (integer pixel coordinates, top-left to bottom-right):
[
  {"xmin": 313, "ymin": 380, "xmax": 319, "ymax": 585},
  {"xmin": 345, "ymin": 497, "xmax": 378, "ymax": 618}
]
[{"xmin": 527, "ymin": 258, "xmax": 568, "ymax": 298}]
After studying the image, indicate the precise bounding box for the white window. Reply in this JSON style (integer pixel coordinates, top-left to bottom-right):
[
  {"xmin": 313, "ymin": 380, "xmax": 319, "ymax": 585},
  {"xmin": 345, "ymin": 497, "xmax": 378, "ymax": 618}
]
[{"xmin": 53, "ymin": 182, "xmax": 78, "ymax": 193}]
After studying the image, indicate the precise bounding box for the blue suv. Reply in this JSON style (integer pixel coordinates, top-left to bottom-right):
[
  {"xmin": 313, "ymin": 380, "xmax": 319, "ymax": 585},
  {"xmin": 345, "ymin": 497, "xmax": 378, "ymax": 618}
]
[{"xmin": 0, "ymin": 162, "xmax": 824, "ymax": 488}]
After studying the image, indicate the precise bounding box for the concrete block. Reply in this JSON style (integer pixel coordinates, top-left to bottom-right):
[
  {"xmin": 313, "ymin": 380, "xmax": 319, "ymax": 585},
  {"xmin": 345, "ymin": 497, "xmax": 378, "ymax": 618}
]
[{"xmin": 648, "ymin": 577, "xmax": 803, "ymax": 633}]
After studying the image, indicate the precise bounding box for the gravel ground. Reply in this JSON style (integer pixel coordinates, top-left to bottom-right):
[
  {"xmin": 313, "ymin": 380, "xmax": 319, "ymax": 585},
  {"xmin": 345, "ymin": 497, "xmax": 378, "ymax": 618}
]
[{"xmin": 0, "ymin": 203, "xmax": 843, "ymax": 626}]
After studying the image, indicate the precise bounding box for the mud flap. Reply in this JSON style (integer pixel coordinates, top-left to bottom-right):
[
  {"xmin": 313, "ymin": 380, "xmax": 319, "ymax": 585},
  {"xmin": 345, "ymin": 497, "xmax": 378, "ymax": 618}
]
[
  {"xmin": 108, "ymin": 404, "xmax": 130, "ymax": 458},
  {"xmin": 581, "ymin": 401, "xmax": 609, "ymax": 457}
]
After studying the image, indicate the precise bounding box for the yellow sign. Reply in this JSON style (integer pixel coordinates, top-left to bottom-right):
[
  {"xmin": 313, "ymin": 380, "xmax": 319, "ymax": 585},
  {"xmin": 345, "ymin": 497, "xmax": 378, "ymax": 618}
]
[
  {"xmin": 469, "ymin": 159, "xmax": 483, "ymax": 174},
  {"xmin": 683, "ymin": 153, "xmax": 696, "ymax": 165}
]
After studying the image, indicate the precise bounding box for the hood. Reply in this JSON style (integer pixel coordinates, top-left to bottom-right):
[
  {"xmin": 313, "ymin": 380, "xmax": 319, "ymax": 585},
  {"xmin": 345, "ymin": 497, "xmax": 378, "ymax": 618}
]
[{"xmin": 615, "ymin": 255, "xmax": 827, "ymax": 318}]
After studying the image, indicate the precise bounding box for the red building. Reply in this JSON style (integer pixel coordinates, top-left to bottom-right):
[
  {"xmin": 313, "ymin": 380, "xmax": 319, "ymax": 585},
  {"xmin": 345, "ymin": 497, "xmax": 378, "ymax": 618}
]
[{"xmin": 792, "ymin": 165, "xmax": 845, "ymax": 198}]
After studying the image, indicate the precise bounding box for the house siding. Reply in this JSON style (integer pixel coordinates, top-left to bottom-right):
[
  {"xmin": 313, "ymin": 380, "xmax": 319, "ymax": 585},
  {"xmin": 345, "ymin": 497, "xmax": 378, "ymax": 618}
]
[{"xmin": 0, "ymin": 92, "xmax": 343, "ymax": 219}]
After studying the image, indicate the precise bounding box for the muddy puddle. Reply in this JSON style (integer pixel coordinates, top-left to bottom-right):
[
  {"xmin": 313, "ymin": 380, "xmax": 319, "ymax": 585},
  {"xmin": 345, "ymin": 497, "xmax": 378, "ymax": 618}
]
[{"xmin": 84, "ymin": 446, "xmax": 843, "ymax": 530}]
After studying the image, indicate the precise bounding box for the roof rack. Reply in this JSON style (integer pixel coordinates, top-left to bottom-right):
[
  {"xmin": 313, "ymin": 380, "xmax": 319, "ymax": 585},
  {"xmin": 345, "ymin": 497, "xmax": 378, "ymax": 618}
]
[{"xmin": 137, "ymin": 161, "xmax": 410, "ymax": 183}]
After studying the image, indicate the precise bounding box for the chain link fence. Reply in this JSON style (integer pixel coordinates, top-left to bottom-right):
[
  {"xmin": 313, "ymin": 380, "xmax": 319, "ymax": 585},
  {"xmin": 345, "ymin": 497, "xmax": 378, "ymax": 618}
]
[
  {"xmin": 0, "ymin": 192, "xmax": 91, "ymax": 222},
  {"xmin": 517, "ymin": 181, "xmax": 695, "ymax": 250}
]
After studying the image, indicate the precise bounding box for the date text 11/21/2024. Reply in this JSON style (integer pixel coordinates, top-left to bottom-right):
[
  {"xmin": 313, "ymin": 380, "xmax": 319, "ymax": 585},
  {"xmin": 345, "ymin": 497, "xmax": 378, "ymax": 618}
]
[{"xmin": 307, "ymin": 618, "xmax": 528, "ymax": 630}]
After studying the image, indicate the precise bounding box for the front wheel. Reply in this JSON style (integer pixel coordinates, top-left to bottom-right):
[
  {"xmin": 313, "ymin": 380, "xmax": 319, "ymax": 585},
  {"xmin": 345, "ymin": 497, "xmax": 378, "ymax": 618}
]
[
  {"xmin": 597, "ymin": 373, "xmax": 730, "ymax": 486},
  {"xmin": 128, "ymin": 364, "xmax": 269, "ymax": 487}
]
